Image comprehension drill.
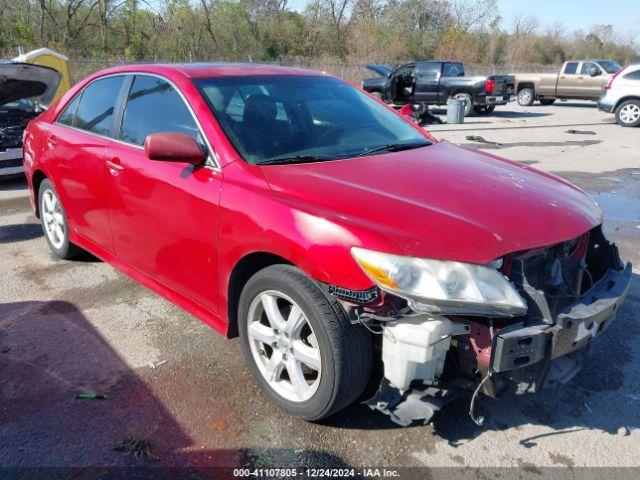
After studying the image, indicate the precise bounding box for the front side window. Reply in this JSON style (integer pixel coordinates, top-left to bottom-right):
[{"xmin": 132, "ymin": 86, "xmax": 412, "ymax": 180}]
[
  {"xmin": 580, "ymin": 62, "xmax": 599, "ymax": 75},
  {"xmin": 120, "ymin": 75, "xmax": 199, "ymax": 146},
  {"xmin": 195, "ymin": 75, "xmax": 429, "ymax": 165},
  {"xmin": 564, "ymin": 62, "xmax": 578, "ymax": 74},
  {"xmin": 74, "ymin": 76, "xmax": 125, "ymax": 136}
]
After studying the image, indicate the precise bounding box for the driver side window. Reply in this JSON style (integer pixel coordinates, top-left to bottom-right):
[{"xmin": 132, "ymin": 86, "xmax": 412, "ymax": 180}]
[
  {"xmin": 119, "ymin": 75, "xmax": 199, "ymax": 146},
  {"xmin": 580, "ymin": 62, "xmax": 599, "ymax": 75}
]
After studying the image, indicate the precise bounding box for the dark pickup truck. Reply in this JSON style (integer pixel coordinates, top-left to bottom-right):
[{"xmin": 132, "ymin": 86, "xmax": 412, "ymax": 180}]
[{"xmin": 362, "ymin": 61, "xmax": 515, "ymax": 116}]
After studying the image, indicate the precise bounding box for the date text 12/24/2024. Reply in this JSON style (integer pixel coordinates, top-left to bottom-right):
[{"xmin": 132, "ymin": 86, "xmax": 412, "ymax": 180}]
[{"xmin": 233, "ymin": 468, "xmax": 401, "ymax": 478}]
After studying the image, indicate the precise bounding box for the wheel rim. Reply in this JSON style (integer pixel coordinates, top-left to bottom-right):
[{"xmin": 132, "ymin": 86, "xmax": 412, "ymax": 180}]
[
  {"xmin": 519, "ymin": 90, "xmax": 531, "ymax": 104},
  {"xmin": 41, "ymin": 190, "xmax": 65, "ymax": 250},
  {"xmin": 620, "ymin": 104, "xmax": 640, "ymax": 124},
  {"xmin": 247, "ymin": 290, "xmax": 322, "ymax": 402}
]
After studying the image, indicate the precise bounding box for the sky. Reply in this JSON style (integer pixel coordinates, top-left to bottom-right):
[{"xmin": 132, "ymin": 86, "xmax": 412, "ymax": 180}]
[{"xmin": 499, "ymin": 0, "xmax": 640, "ymax": 36}]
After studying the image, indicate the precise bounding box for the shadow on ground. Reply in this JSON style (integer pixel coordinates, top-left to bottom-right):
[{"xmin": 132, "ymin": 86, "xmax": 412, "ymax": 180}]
[{"xmin": 0, "ymin": 300, "xmax": 354, "ymax": 470}]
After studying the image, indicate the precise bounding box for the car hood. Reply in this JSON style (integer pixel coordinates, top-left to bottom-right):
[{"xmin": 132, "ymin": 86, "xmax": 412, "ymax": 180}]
[
  {"xmin": 260, "ymin": 141, "xmax": 602, "ymax": 264},
  {"xmin": 365, "ymin": 64, "xmax": 392, "ymax": 77},
  {"xmin": 0, "ymin": 63, "xmax": 61, "ymax": 108}
]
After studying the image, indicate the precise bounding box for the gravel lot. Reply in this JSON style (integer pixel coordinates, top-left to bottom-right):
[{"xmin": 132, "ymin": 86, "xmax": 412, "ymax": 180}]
[{"xmin": 1, "ymin": 100, "xmax": 639, "ymax": 475}]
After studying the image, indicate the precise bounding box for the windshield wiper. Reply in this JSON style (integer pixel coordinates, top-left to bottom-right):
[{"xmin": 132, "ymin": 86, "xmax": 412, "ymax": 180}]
[
  {"xmin": 255, "ymin": 155, "xmax": 335, "ymax": 166},
  {"xmin": 355, "ymin": 142, "xmax": 429, "ymax": 157}
]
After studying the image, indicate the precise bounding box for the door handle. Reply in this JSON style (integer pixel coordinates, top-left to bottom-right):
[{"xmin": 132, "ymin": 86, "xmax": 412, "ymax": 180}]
[
  {"xmin": 105, "ymin": 158, "xmax": 124, "ymax": 174},
  {"xmin": 46, "ymin": 135, "xmax": 58, "ymax": 148}
]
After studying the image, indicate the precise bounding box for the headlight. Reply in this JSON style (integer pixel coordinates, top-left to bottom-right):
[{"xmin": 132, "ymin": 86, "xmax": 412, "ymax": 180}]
[{"xmin": 351, "ymin": 247, "xmax": 527, "ymax": 317}]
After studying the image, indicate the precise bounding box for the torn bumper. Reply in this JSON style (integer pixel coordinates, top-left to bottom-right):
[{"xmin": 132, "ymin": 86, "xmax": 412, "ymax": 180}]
[{"xmin": 491, "ymin": 263, "xmax": 631, "ymax": 392}]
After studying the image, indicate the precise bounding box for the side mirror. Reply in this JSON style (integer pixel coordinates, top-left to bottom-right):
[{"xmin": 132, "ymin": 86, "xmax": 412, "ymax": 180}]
[
  {"xmin": 144, "ymin": 132, "xmax": 206, "ymax": 164},
  {"xmin": 589, "ymin": 67, "xmax": 601, "ymax": 77}
]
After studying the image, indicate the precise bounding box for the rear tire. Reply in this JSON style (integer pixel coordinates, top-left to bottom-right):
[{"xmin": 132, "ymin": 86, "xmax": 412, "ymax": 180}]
[
  {"xmin": 238, "ymin": 265, "xmax": 372, "ymax": 421},
  {"xmin": 517, "ymin": 87, "xmax": 535, "ymax": 106},
  {"xmin": 474, "ymin": 105, "xmax": 495, "ymax": 114},
  {"xmin": 615, "ymin": 100, "xmax": 640, "ymax": 127},
  {"xmin": 38, "ymin": 179, "xmax": 82, "ymax": 259},
  {"xmin": 540, "ymin": 98, "xmax": 556, "ymax": 105},
  {"xmin": 453, "ymin": 92, "xmax": 474, "ymax": 116}
]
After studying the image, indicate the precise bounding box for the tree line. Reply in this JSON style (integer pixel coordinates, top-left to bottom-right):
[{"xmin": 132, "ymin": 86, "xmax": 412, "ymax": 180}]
[{"xmin": 1, "ymin": 0, "xmax": 638, "ymax": 68}]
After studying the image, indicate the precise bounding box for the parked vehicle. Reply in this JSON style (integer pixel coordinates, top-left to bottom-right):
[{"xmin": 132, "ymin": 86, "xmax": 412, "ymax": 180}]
[
  {"xmin": 362, "ymin": 61, "xmax": 515, "ymax": 116},
  {"xmin": 0, "ymin": 62, "xmax": 61, "ymax": 179},
  {"xmin": 598, "ymin": 64, "xmax": 640, "ymax": 127},
  {"xmin": 514, "ymin": 59, "xmax": 622, "ymax": 106},
  {"xmin": 24, "ymin": 64, "xmax": 631, "ymax": 424}
]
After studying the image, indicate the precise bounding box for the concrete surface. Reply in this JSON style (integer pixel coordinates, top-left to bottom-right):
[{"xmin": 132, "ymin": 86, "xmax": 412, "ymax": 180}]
[{"xmin": 1, "ymin": 100, "xmax": 639, "ymax": 473}]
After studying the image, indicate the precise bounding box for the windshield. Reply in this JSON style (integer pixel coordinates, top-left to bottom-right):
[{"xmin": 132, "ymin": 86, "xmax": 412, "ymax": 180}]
[
  {"xmin": 598, "ymin": 60, "xmax": 622, "ymax": 74},
  {"xmin": 194, "ymin": 75, "xmax": 430, "ymax": 164}
]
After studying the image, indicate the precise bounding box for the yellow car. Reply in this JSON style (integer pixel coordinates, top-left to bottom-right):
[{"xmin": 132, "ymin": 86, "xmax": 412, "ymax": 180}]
[{"xmin": 12, "ymin": 48, "xmax": 72, "ymax": 102}]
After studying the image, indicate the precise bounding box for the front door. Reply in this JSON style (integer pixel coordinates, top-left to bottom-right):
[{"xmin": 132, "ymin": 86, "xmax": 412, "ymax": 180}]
[
  {"xmin": 577, "ymin": 62, "xmax": 607, "ymax": 97},
  {"xmin": 105, "ymin": 74, "xmax": 222, "ymax": 313}
]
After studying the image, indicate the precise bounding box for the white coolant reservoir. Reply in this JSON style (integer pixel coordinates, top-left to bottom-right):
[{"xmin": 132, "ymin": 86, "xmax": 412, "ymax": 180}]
[{"xmin": 382, "ymin": 315, "xmax": 470, "ymax": 390}]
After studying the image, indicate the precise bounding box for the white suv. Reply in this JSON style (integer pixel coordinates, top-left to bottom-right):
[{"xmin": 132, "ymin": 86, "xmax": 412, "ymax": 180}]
[{"xmin": 598, "ymin": 63, "xmax": 640, "ymax": 127}]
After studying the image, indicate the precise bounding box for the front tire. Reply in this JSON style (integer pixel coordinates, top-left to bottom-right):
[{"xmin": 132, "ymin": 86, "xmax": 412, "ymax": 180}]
[
  {"xmin": 38, "ymin": 179, "xmax": 82, "ymax": 259},
  {"xmin": 517, "ymin": 87, "xmax": 535, "ymax": 106},
  {"xmin": 615, "ymin": 100, "xmax": 640, "ymax": 127},
  {"xmin": 238, "ymin": 265, "xmax": 372, "ymax": 421}
]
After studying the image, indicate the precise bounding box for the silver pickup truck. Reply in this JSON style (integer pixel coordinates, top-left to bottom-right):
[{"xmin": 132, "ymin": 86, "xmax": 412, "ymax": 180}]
[{"xmin": 514, "ymin": 59, "xmax": 622, "ymax": 106}]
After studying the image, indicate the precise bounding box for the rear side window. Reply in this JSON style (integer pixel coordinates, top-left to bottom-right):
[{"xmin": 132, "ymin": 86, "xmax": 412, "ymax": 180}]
[
  {"xmin": 74, "ymin": 76, "xmax": 125, "ymax": 136},
  {"xmin": 418, "ymin": 63, "xmax": 440, "ymax": 77},
  {"xmin": 564, "ymin": 62, "xmax": 578, "ymax": 74},
  {"xmin": 120, "ymin": 75, "xmax": 199, "ymax": 146},
  {"xmin": 57, "ymin": 94, "xmax": 82, "ymax": 126},
  {"xmin": 442, "ymin": 62, "xmax": 464, "ymax": 77},
  {"xmin": 623, "ymin": 70, "xmax": 640, "ymax": 80}
]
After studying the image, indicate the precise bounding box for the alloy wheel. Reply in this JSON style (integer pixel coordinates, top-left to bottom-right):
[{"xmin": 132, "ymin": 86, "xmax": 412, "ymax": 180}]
[
  {"xmin": 41, "ymin": 190, "xmax": 66, "ymax": 250},
  {"xmin": 247, "ymin": 290, "xmax": 322, "ymax": 402},
  {"xmin": 619, "ymin": 104, "xmax": 640, "ymax": 124}
]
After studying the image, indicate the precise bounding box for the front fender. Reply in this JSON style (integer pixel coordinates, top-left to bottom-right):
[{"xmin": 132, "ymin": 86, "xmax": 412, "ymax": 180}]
[{"xmin": 216, "ymin": 161, "xmax": 400, "ymax": 319}]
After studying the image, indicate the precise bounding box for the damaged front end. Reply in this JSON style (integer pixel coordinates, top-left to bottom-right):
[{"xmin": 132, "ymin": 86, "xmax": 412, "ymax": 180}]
[{"xmin": 332, "ymin": 226, "xmax": 631, "ymax": 426}]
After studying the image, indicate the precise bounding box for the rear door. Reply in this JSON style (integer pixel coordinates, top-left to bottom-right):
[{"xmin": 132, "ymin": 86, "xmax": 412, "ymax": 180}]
[
  {"xmin": 45, "ymin": 75, "xmax": 127, "ymax": 251},
  {"xmin": 556, "ymin": 62, "xmax": 580, "ymax": 97},
  {"xmin": 104, "ymin": 74, "xmax": 222, "ymax": 313},
  {"xmin": 413, "ymin": 62, "xmax": 441, "ymax": 103}
]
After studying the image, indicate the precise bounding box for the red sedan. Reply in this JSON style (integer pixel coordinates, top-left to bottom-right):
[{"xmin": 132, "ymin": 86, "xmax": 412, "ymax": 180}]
[{"xmin": 23, "ymin": 64, "xmax": 630, "ymax": 424}]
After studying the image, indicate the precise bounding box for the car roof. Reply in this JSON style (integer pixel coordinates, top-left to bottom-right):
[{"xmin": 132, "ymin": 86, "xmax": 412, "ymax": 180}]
[{"xmin": 90, "ymin": 62, "xmax": 326, "ymax": 79}]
